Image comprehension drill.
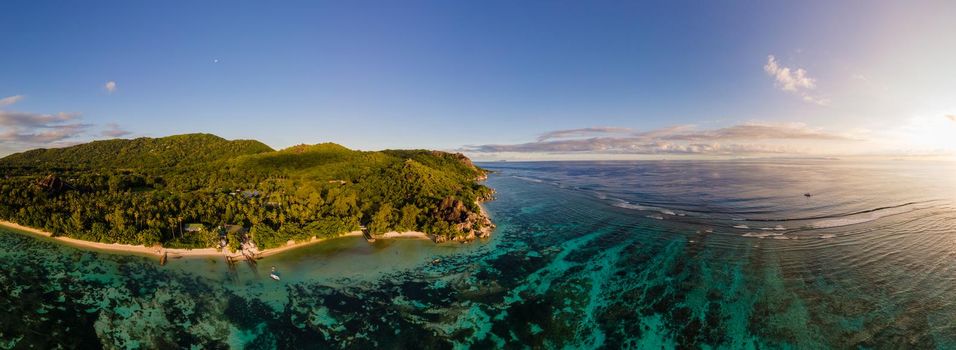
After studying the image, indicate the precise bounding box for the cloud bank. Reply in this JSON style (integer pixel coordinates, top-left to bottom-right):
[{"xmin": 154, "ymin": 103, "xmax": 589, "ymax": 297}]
[
  {"xmin": 0, "ymin": 95, "xmax": 91, "ymax": 145},
  {"xmin": 0, "ymin": 94, "xmax": 138, "ymax": 155},
  {"xmin": 536, "ymin": 127, "xmax": 632, "ymax": 141},
  {"xmin": 0, "ymin": 109, "xmax": 90, "ymax": 144},
  {"xmin": 764, "ymin": 55, "xmax": 828, "ymax": 105},
  {"xmin": 463, "ymin": 123, "xmax": 856, "ymax": 156}
]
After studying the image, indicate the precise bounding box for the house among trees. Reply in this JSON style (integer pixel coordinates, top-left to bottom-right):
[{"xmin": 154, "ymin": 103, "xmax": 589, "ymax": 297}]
[
  {"xmin": 217, "ymin": 225, "xmax": 248, "ymax": 249},
  {"xmin": 185, "ymin": 223, "xmax": 206, "ymax": 233}
]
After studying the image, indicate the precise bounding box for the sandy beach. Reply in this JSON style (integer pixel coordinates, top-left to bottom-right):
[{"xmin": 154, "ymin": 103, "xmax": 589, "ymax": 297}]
[
  {"xmin": 0, "ymin": 220, "xmax": 434, "ymax": 261},
  {"xmin": 377, "ymin": 231, "xmax": 432, "ymax": 239},
  {"xmin": 0, "ymin": 220, "xmax": 167, "ymax": 257}
]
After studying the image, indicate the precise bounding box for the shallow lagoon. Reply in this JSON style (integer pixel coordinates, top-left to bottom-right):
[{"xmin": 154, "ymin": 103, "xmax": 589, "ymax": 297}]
[{"xmin": 2, "ymin": 160, "xmax": 956, "ymax": 348}]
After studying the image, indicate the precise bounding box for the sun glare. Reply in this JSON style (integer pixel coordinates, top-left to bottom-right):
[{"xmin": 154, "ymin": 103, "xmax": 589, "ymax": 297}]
[{"xmin": 893, "ymin": 115, "xmax": 956, "ymax": 155}]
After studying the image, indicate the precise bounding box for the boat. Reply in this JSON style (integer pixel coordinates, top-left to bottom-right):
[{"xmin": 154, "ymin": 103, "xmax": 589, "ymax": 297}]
[
  {"xmin": 270, "ymin": 266, "xmax": 281, "ymax": 281},
  {"xmin": 804, "ymin": 193, "xmax": 812, "ymax": 197}
]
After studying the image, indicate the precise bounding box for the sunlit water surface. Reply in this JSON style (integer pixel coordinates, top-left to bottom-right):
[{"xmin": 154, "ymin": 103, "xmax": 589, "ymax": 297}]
[{"xmin": 2, "ymin": 160, "xmax": 956, "ymax": 348}]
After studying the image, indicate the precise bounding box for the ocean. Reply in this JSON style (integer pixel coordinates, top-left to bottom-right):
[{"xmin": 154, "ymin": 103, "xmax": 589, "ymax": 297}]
[{"xmin": 2, "ymin": 159, "xmax": 955, "ymax": 348}]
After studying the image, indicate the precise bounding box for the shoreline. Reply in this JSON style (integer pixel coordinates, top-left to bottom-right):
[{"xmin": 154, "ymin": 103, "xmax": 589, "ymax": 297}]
[
  {"xmin": 0, "ymin": 200, "xmax": 492, "ymax": 261},
  {"xmin": 0, "ymin": 220, "xmax": 434, "ymax": 261},
  {"xmin": 0, "ymin": 220, "xmax": 166, "ymax": 258}
]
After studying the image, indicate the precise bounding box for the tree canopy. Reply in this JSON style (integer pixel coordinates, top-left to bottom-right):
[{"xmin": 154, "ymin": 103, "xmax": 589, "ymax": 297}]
[{"xmin": 0, "ymin": 133, "xmax": 493, "ymax": 250}]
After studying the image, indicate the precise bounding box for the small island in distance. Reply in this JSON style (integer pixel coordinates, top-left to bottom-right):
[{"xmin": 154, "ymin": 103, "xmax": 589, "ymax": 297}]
[{"xmin": 0, "ymin": 133, "xmax": 495, "ymax": 260}]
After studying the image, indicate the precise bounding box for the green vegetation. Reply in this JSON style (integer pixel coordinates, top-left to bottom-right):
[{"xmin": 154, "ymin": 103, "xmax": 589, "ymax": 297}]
[{"xmin": 0, "ymin": 133, "xmax": 493, "ymax": 250}]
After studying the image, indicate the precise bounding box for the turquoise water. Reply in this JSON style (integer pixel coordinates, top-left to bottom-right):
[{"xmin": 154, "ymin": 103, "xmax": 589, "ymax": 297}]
[{"xmin": 2, "ymin": 159, "xmax": 956, "ymax": 348}]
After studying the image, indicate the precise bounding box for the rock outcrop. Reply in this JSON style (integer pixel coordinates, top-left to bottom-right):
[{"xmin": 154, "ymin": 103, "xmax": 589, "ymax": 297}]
[
  {"xmin": 432, "ymin": 196, "xmax": 495, "ymax": 243},
  {"xmin": 35, "ymin": 174, "xmax": 74, "ymax": 195}
]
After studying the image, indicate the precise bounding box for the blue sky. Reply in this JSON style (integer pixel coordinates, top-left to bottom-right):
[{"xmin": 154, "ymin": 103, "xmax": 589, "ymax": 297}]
[{"xmin": 2, "ymin": 1, "xmax": 955, "ymax": 158}]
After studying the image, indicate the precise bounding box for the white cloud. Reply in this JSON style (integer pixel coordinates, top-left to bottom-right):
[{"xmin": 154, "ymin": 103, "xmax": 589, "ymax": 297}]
[
  {"xmin": 105, "ymin": 81, "xmax": 117, "ymax": 93},
  {"xmin": 764, "ymin": 55, "xmax": 827, "ymax": 105},
  {"xmin": 0, "ymin": 124, "xmax": 89, "ymax": 143},
  {"xmin": 764, "ymin": 55, "xmax": 815, "ymax": 91},
  {"xmin": 801, "ymin": 95, "xmax": 830, "ymax": 106},
  {"xmin": 100, "ymin": 123, "xmax": 132, "ymax": 138},
  {"xmin": 947, "ymin": 114, "xmax": 956, "ymax": 122},
  {"xmin": 0, "ymin": 95, "xmax": 24, "ymax": 107},
  {"xmin": 0, "ymin": 111, "xmax": 78, "ymax": 128}
]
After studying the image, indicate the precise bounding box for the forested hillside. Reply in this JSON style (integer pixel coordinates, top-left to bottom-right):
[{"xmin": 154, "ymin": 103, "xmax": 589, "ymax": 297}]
[
  {"xmin": 0, "ymin": 134, "xmax": 494, "ymax": 250},
  {"xmin": 0, "ymin": 133, "xmax": 274, "ymax": 169}
]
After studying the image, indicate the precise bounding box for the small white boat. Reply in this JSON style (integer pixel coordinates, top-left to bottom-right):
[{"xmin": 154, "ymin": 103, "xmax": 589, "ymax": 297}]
[{"xmin": 270, "ymin": 266, "xmax": 280, "ymax": 281}]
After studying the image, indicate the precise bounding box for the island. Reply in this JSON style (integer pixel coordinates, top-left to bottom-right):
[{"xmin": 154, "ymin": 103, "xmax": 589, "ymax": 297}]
[{"xmin": 0, "ymin": 133, "xmax": 494, "ymax": 260}]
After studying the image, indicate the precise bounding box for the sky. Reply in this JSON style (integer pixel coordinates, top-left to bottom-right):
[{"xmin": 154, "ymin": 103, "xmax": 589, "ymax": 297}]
[{"xmin": 2, "ymin": 1, "xmax": 955, "ymax": 160}]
